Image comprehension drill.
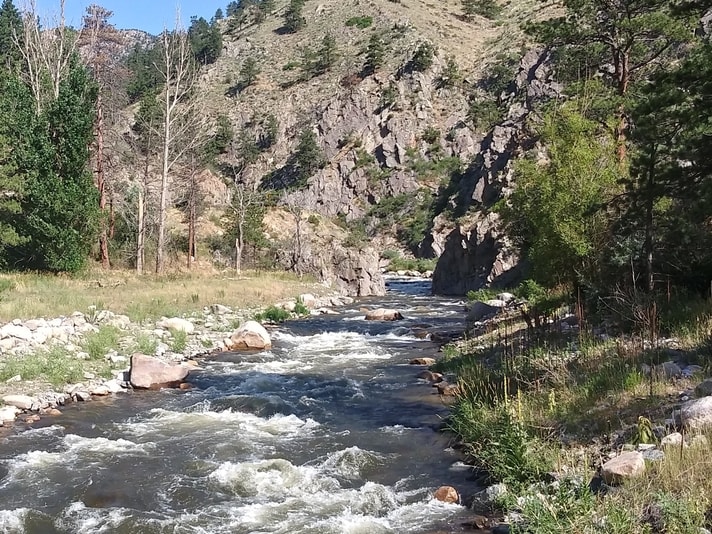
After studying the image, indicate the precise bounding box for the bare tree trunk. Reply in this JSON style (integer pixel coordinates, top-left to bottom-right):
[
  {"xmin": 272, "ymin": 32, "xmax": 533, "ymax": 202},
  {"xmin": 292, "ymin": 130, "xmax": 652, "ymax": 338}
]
[
  {"xmin": 156, "ymin": 78, "xmax": 170, "ymax": 273},
  {"xmin": 96, "ymin": 93, "xmax": 110, "ymax": 269},
  {"xmin": 136, "ymin": 182, "xmax": 145, "ymax": 274},
  {"xmin": 644, "ymin": 144, "xmax": 657, "ymax": 293}
]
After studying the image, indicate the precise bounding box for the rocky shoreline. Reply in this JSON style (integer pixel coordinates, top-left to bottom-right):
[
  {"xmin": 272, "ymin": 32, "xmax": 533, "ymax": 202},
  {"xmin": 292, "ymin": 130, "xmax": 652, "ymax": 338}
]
[{"xmin": 0, "ymin": 292, "xmax": 355, "ymax": 428}]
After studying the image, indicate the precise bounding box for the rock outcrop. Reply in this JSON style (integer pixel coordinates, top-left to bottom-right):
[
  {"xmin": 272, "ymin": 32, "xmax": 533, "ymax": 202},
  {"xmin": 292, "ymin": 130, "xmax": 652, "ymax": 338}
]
[{"xmin": 432, "ymin": 50, "xmax": 561, "ymax": 295}]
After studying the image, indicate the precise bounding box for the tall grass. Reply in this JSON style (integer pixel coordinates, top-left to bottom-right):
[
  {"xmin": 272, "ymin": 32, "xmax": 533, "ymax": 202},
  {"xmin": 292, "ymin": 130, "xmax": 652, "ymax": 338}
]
[
  {"xmin": 0, "ymin": 348, "xmax": 86, "ymax": 387},
  {"xmin": 0, "ymin": 270, "xmax": 321, "ymax": 322}
]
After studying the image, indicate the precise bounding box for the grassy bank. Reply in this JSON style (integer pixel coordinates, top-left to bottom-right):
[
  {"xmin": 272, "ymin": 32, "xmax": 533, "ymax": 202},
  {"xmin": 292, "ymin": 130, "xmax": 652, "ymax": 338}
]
[
  {"xmin": 438, "ymin": 293, "xmax": 712, "ymax": 532},
  {"xmin": 0, "ymin": 269, "xmax": 320, "ymax": 322}
]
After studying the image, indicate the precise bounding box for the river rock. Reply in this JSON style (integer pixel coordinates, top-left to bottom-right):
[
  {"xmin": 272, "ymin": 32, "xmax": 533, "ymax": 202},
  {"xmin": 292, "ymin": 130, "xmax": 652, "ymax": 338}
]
[
  {"xmin": 410, "ymin": 357, "xmax": 436, "ymax": 366},
  {"xmin": 0, "ymin": 406, "xmax": 20, "ymax": 422},
  {"xmin": 417, "ymin": 370, "xmax": 443, "ymax": 383},
  {"xmin": 129, "ymin": 353, "xmax": 192, "ymax": 389},
  {"xmin": 435, "ymin": 382, "xmax": 461, "ymax": 396},
  {"xmin": 467, "ymin": 301, "xmax": 502, "ymax": 322},
  {"xmin": 695, "ymin": 379, "xmax": 712, "ymax": 398},
  {"xmin": 156, "ymin": 317, "xmax": 195, "ymax": 334},
  {"xmin": 299, "ymin": 293, "xmax": 318, "ymax": 309},
  {"xmin": 601, "ymin": 451, "xmax": 645, "ymax": 485},
  {"xmin": 2, "ymin": 395, "xmax": 34, "ymax": 410},
  {"xmin": 210, "ymin": 304, "xmax": 232, "ymax": 315},
  {"xmin": 679, "ymin": 396, "xmax": 712, "ymax": 429},
  {"xmin": 0, "ymin": 324, "xmax": 33, "ymax": 341},
  {"xmin": 660, "ymin": 432, "xmax": 685, "ymax": 448},
  {"xmin": 433, "ymin": 485, "xmax": 459, "ymax": 504},
  {"xmin": 227, "ymin": 321, "xmax": 272, "ymax": 350},
  {"xmin": 364, "ymin": 308, "xmax": 403, "ymax": 321}
]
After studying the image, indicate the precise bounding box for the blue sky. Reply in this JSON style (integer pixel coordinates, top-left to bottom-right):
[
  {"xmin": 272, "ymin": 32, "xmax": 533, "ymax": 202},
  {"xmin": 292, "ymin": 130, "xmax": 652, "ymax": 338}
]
[{"xmin": 33, "ymin": 1, "xmax": 228, "ymax": 34}]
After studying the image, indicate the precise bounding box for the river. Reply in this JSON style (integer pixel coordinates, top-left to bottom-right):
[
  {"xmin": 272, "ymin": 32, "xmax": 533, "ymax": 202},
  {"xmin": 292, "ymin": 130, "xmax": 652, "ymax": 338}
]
[{"xmin": 0, "ymin": 278, "xmax": 481, "ymax": 533}]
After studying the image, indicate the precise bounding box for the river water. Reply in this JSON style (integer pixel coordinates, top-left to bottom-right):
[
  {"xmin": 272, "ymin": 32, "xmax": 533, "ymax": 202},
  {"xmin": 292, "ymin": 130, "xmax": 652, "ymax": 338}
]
[{"xmin": 0, "ymin": 278, "xmax": 480, "ymax": 533}]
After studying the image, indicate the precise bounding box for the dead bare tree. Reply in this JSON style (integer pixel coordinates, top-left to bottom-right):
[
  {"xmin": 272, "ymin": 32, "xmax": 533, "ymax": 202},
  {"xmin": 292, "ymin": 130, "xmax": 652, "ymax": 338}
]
[
  {"xmin": 80, "ymin": 4, "xmax": 125, "ymax": 269},
  {"xmin": 154, "ymin": 15, "xmax": 205, "ymax": 273},
  {"xmin": 17, "ymin": 0, "xmax": 80, "ymax": 113}
]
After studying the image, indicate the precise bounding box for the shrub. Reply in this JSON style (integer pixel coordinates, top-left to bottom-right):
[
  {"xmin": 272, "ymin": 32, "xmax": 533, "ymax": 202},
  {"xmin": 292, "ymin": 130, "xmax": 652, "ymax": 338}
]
[
  {"xmin": 81, "ymin": 325, "xmax": 121, "ymax": 360},
  {"xmin": 345, "ymin": 15, "xmax": 373, "ymax": 29},
  {"xmin": 169, "ymin": 328, "xmax": 188, "ymax": 353},
  {"xmin": 255, "ymin": 305, "xmax": 290, "ymax": 323},
  {"xmin": 294, "ymin": 298, "xmax": 309, "ymax": 316},
  {"xmin": 0, "ymin": 347, "xmax": 84, "ymax": 387},
  {"xmin": 421, "ymin": 126, "xmax": 440, "ymax": 144},
  {"xmin": 411, "ymin": 42, "xmax": 435, "ymax": 72}
]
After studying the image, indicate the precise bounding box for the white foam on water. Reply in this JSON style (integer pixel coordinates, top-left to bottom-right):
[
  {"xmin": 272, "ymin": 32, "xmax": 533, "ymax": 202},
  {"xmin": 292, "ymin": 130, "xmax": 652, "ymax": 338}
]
[
  {"xmin": 318, "ymin": 446, "xmax": 391, "ymax": 481},
  {"xmin": 0, "ymin": 508, "xmax": 29, "ymax": 533},
  {"xmin": 63, "ymin": 434, "xmax": 152, "ymax": 455},
  {"xmin": 208, "ymin": 458, "xmax": 339, "ymax": 499},
  {"xmin": 124, "ymin": 407, "xmax": 319, "ymax": 442},
  {"xmin": 56, "ymin": 502, "xmax": 134, "ymax": 534},
  {"xmin": 378, "ymin": 424, "xmax": 416, "ymax": 434}
]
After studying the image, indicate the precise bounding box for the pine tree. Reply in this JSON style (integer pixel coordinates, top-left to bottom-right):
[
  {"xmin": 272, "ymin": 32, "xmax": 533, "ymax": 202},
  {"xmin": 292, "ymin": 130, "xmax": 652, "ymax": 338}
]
[
  {"xmin": 189, "ymin": 16, "xmax": 222, "ymax": 65},
  {"xmin": 317, "ymin": 33, "xmax": 338, "ymax": 73},
  {"xmin": 364, "ymin": 34, "xmax": 384, "ymax": 75},
  {"xmin": 284, "ymin": 0, "xmax": 306, "ymax": 33},
  {"xmin": 293, "ymin": 128, "xmax": 325, "ymax": 187},
  {"xmin": 0, "ymin": 0, "xmax": 22, "ymax": 70}
]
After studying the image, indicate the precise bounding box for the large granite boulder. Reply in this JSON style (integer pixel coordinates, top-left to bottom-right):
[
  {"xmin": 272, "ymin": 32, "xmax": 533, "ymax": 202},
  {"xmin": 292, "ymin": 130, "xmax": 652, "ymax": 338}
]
[
  {"xmin": 129, "ymin": 353, "xmax": 192, "ymax": 389},
  {"xmin": 679, "ymin": 396, "xmax": 712, "ymax": 429},
  {"xmin": 364, "ymin": 308, "xmax": 403, "ymax": 321},
  {"xmin": 227, "ymin": 321, "xmax": 272, "ymax": 350}
]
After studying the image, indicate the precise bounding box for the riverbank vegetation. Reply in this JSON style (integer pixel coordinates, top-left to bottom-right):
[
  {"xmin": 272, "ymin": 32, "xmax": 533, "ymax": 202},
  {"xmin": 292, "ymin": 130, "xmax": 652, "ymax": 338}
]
[
  {"xmin": 0, "ymin": 270, "xmax": 317, "ymax": 322},
  {"xmin": 438, "ymin": 282, "xmax": 712, "ymax": 531}
]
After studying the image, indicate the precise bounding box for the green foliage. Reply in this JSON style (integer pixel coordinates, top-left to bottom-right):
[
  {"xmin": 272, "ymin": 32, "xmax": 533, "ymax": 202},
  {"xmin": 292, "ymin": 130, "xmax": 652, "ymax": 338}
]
[
  {"xmin": 410, "ymin": 42, "xmax": 435, "ymax": 72},
  {"xmin": 0, "ymin": 0, "xmax": 23, "ymax": 69},
  {"xmin": 502, "ymin": 104, "xmax": 620, "ymax": 287},
  {"xmin": 238, "ymin": 57, "xmax": 261, "ymax": 91},
  {"xmin": 188, "ymin": 16, "xmax": 222, "ymax": 65},
  {"xmin": 467, "ymin": 96, "xmax": 504, "ymax": 131},
  {"xmin": 226, "ymin": 1, "xmax": 240, "ymax": 16},
  {"xmin": 132, "ymin": 333, "xmax": 158, "ymax": 355},
  {"xmin": 421, "ymin": 126, "xmax": 440, "ymax": 144},
  {"xmin": 0, "ymin": 347, "xmax": 85, "ymax": 387},
  {"xmin": 448, "ymin": 399, "xmax": 551, "ymax": 484},
  {"xmin": 283, "ymin": 0, "xmax": 306, "ymax": 33},
  {"xmin": 438, "ymin": 56, "xmax": 461, "ymax": 88},
  {"xmin": 169, "ymin": 328, "xmax": 188, "ymax": 352},
  {"xmin": 81, "ymin": 325, "xmax": 121, "ymax": 360},
  {"xmin": 364, "ymin": 33, "xmax": 385, "ymax": 74},
  {"xmin": 466, "ymin": 288, "xmax": 499, "ymax": 302},
  {"xmin": 11, "ymin": 57, "xmax": 100, "ymax": 273},
  {"xmin": 345, "ymin": 15, "xmax": 373, "ymax": 29},
  {"xmin": 292, "ymin": 129, "xmax": 326, "ymax": 187},
  {"xmin": 462, "ymin": 0, "xmax": 502, "ymax": 20},
  {"xmin": 125, "ymin": 43, "xmax": 162, "ymax": 102},
  {"xmin": 385, "ymin": 254, "xmax": 436, "ymax": 273},
  {"xmin": 255, "ymin": 305, "xmax": 291, "ymax": 323},
  {"xmin": 205, "ymin": 114, "xmax": 234, "ymax": 161},
  {"xmin": 294, "ymin": 298, "xmax": 309, "ymax": 316}
]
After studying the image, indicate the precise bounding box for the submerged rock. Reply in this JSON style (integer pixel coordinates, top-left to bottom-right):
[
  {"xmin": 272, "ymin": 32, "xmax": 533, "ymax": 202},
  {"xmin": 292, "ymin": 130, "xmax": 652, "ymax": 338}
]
[
  {"xmin": 129, "ymin": 353, "xmax": 192, "ymax": 389},
  {"xmin": 434, "ymin": 485, "xmax": 459, "ymax": 504},
  {"xmin": 364, "ymin": 309, "xmax": 403, "ymax": 321}
]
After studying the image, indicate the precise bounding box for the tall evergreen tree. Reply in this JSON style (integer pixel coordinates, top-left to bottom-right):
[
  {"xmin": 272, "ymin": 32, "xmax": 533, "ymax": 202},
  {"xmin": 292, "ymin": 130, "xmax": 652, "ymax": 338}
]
[
  {"xmin": 0, "ymin": 0, "xmax": 22, "ymax": 70},
  {"xmin": 17, "ymin": 57, "xmax": 100, "ymax": 272},
  {"xmin": 189, "ymin": 16, "xmax": 222, "ymax": 65},
  {"xmin": 284, "ymin": 0, "xmax": 306, "ymax": 33}
]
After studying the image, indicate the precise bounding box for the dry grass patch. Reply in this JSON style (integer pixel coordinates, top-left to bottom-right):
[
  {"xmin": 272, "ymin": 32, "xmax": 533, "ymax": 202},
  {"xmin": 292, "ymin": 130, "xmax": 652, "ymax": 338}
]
[{"xmin": 0, "ymin": 270, "xmax": 323, "ymax": 322}]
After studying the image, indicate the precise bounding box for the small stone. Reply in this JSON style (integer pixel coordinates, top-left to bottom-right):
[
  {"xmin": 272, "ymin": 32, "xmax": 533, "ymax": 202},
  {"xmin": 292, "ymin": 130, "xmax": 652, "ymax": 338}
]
[
  {"xmin": 5, "ymin": 374, "xmax": 21, "ymax": 383},
  {"xmin": 0, "ymin": 406, "xmax": 20, "ymax": 422},
  {"xmin": 83, "ymin": 372, "xmax": 96, "ymax": 380},
  {"xmin": 601, "ymin": 451, "xmax": 645, "ymax": 485},
  {"xmin": 642, "ymin": 449, "xmax": 665, "ymax": 461},
  {"xmin": 74, "ymin": 391, "xmax": 91, "ymax": 402},
  {"xmin": 410, "ymin": 357, "xmax": 436, "ymax": 366},
  {"xmin": 179, "ymin": 382, "xmax": 193, "ymax": 390},
  {"xmin": 433, "ymin": 485, "xmax": 459, "ymax": 504},
  {"xmin": 485, "ymin": 483, "xmax": 507, "ymax": 502}
]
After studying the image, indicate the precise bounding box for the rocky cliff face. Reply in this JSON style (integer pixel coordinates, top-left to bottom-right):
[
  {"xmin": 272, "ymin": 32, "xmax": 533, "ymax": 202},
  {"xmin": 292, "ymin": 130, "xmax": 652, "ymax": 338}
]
[{"xmin": 431, "ymin": 49, "xmax": 561, "ymax": 295}]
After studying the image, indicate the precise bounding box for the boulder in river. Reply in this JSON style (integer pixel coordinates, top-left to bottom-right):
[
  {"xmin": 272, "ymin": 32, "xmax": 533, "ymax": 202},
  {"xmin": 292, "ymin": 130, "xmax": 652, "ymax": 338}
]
[
  {"xmin": 227, "ymin": 321, "xmax": 272, "ymax": 350},
  {"xmin": 410, "ymin": 358, "xmax": 436, "ymax": 366},
  {"xmin": 433, "ymin": 486, "xmax": 459, "ymax": 504},
  {"xmin": 364, "ymin": 309, "xmax": 403, "ymax": 321},
  {"xmin": 129, "ymin": 353, "xmax": 192, "ymax": 389}
]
